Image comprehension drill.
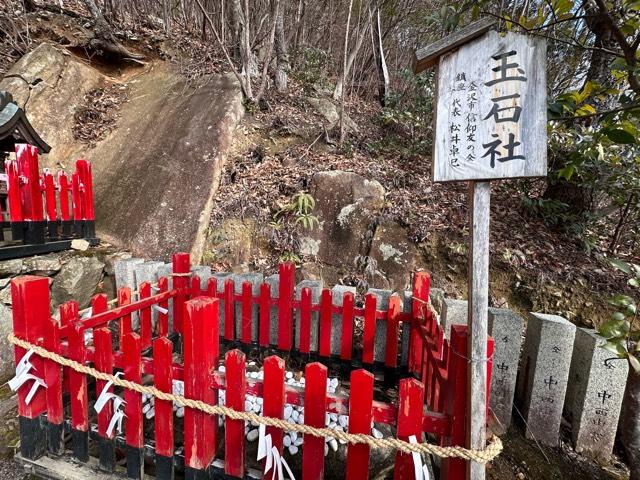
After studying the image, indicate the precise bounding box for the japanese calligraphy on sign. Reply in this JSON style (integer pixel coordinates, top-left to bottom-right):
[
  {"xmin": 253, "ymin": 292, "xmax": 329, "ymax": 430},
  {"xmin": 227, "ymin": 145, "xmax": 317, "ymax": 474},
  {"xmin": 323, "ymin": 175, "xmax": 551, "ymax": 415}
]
[{"xmin": 433, "ymin": 31, "xmax": 547, "ymax": 182}]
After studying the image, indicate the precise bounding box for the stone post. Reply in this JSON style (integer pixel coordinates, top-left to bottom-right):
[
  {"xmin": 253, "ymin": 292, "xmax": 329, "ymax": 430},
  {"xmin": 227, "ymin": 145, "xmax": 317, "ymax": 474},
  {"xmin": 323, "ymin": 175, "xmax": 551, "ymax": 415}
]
[
  {"xmin": 440, "ymin": 297, "xmax": 468, "ymax": 339},
  {"xmin": 488, "ymin": 307, "xmax": 524, "ymax": 434},
  {"xmin": 367, "ymin": 288, "xmax": 392, "ymax": 363},
  {"xmin": 565, "ymin": 328, "xmax": 628, "ymax": 462},
  {"xmin": 232, "ymin": 273, "xmax": 263, "ymax": 343},
  {"xmin": 516, "ymin": 313, "xmax": 576, "ymax": 446}
]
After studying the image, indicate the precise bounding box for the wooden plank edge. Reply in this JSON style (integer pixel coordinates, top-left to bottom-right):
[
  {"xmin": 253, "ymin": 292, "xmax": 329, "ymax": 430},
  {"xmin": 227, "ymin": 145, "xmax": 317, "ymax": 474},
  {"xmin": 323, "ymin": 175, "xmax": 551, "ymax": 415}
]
[{"xmin": 413, "ymin": 17, "xmax": 497, "ymax": 73}]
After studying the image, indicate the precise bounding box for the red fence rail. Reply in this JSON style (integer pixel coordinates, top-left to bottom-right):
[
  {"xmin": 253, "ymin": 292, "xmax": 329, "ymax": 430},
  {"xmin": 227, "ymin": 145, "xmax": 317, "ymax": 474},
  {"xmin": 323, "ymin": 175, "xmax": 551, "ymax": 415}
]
[
  {"xmin": 2, "ymin": 143, "xmax": 96, "ymax": 247},
  {"xmin": 10, "ymin": 252, "xmax": 494, "ymax": 480}
]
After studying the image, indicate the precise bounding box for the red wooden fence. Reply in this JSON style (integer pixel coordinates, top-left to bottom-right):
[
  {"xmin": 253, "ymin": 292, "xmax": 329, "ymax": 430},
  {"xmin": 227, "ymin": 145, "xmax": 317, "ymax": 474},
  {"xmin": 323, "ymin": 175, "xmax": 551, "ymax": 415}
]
[
  {"xmin": 10, "ymin": 252, "xmax": 494, "ymax": 480},
  {"xmin": 2, "ymin": 143, "xmax": 96, "ymax": 246}
]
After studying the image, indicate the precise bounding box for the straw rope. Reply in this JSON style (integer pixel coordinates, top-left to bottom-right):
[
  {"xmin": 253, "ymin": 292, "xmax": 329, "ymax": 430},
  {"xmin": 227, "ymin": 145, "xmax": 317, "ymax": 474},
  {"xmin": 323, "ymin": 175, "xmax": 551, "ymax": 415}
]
[{"xmin": 7, "ymin": 333, "xmax": 502, "ymax": 463}]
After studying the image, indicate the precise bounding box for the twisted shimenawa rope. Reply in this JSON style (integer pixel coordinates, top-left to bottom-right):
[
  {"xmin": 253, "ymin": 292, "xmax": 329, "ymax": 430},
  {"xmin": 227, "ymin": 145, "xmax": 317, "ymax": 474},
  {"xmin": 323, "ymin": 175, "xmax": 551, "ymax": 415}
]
[{"xmin": 7, "ymin": 334, "xmax": 502, "ymax": 463}]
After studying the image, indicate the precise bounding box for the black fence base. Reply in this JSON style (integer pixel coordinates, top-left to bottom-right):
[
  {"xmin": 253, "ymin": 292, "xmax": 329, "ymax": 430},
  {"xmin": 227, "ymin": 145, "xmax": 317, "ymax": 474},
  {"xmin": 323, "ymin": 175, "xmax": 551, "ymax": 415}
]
[
  {"xmin": 24, "ymin": 221, "xmax": 46, "ymax": 244},
  {"xmin": 184, "ymin": 466, "xmax": 210, "ymax": 480},
  {"xmin": 126, "ymin": 446, "xmax": 144, "ymax": 479},
  {"xmin": 72, "ymin": 429, "xmax": 89, "ymax": 462},
  {"xmin": 98, "ymin": 436, "xmax": 116, "ymax": 473},
  {"xmin": 19, "ymin": 415, "xmax": 46, "ymax": 460},
  {"xmin": 61, "ymin": 220, "xmax": 73, "ymax": 238},
  {"xmin": 47, "ymin": 421, "xmax": 64, "ymax": 456},
  {"xmin": 155, "ymin": 455, "xmax": 175, "ymax": 480}
]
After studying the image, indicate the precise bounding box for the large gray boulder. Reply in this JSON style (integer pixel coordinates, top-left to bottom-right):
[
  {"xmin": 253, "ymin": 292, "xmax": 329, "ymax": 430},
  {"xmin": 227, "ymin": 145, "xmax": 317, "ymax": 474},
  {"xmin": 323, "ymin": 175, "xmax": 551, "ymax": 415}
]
[
  {"xmin": 0, "ymin": 302, "xmax": 14, "ymax": 382},
  {"xmin": 305, "ymin": 97, "xmax": 359, "ymax": 133},
  {"xmin": 51, "ymin": 256, "xmax": 105, "ymax": 309},
  {"xmin": 0, "ymin": 259, "xmax": 24, "ymax": 278},
  {"xmin": 301, "ymin": 171, "xmax": 384, "ymax": 268},
  {"xmin": 369, "ymin": 221, "xmax": 417, "ymax": 290}
]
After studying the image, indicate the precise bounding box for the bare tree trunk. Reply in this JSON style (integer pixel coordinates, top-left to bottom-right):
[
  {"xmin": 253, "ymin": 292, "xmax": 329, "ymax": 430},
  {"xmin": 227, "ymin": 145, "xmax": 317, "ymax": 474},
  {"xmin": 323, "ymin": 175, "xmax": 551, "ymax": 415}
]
[
  {"xmin": 333, "ymin": 6, "xmax": 369, "ymax": 100},
  {"xmin": 339, "ymin": 0, "xmax": 354, "ymax": 145},
  {"xmin": 292, "ymin": 0, "xmax": 305, "ymax": 50},
  {"xmin": 82, "ymin": 0, "xmax": 144, "ymax": 59},
  {"xmin": 274, "ymin": 0, "xmax": 289, "ymax": 92},
  {"xmin": 255, "ymin": 0, "xmax": 280, "ymax": 101},
  {"xmin": 373, "ymin": 6, "xmax": 389, "ymax": 106},
  {"xmin": 622, "ymin": 366, "xmax": 640, "ymax": 480}
]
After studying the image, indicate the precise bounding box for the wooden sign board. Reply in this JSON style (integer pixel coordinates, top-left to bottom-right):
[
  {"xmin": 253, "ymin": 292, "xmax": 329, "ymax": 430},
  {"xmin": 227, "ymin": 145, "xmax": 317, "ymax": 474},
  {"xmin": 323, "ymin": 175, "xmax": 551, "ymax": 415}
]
[{"xmin": 433, "ymin": 30, "xmax": 546, "ymax": 182}]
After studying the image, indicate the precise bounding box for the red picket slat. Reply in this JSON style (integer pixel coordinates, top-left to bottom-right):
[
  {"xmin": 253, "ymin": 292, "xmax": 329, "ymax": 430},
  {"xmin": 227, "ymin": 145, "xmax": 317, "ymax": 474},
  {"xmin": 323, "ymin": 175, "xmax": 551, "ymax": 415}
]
[
  {"xmin": 319, "ymin": 289, "xmax": 332, "ymax": 357},
  {"xmin": 43, "ymin": 312, "xmax": 62, "ymax": 426},
  {"xmin": 394, "ymin": 378, "xmax": 425, "ymax": 480},
  {"xmin": 184, "ymin": 297, "xmax": 219, "ymax": 471},
  {"xmin": 157, "ymin": 276, "xmax": 169, "ymax": 337},
  {"xmin": 206, "ymin": 277, "xmax": 218, "ymax": 297},
  {"xmin": 224, "ymin": 349, "xmax": 246, "ymax": 477},
  {"xmin": 139, "ymin": 282, "xmax": 152, "ymax": 348},
  {"xmin": 224, "ymin": 279, "xmax": 235, "ymax": 341},
  {"xmin": 123, "ymin": 332, "xmax": 143, "ymax": 478},
  {"xmin": 5, "ymin": 160, "xmax": 23, "ymax": 222},
  {"xmin": 68, "ymin": 304, "xmax": 89, "ymax": 460},
  {"xmin": 303, "ymin": 362, "xmax": 327, "ymax": 480},
  {"xmin": 71, "ymin": 172, "xmax": 83, "ymax": 221},
  {"xmin": 94, "ymin": 327, "xmax": 113, "ymax": 439},
  {"xmin": 346, "ymin": 369, "xmax": 374, "ymax": 480},
  {"xmin": 57, "ymin": 171, "xmax": 70, "ymax": 221},
  {"xmin": 92, "ymin": 292, "xmax": 111, "ymax": 444},
  {"xmin": 153, "ymin": 337, "xmax": 174, "ymax": 459},
  {"xmin": 441, "ymin": 326, "xmax": 468, "ymax": 480},
  {"xmin": 410, "ymin": 272, "xmax": 430, "ymax": 374},
  {"xmin": 263, "ymin": 356, "xmax": 285, "ymax": 458},
  {"xmin": 191, "ymin": 275, "xmax": 201, "ymax": 297},
  {"xmin": 16, "ymin": 145, "xmax": 43, "ymax": 221},
  {"xmin": 259, "ymin": 283, "xmax": 271, "ymax": 347},
  {"xmin": 241, "ymin": 281, "xmax": 252, "ymax": 344},
  {"xmin": 43, "ymin": 170, "xmax": 57, "ymax": 222},
  {"xmin": 299, "ymin": 287, "xmax": 312, "ymax": 354},
  {"xmin": 362, "ymin": 294, "xmax": 377, "ymax": 365},
  {"xmin": 277, "ymin": 262, "xmax": 295, "ymax": 351},
  {"xmin": 171, "ymin": 252, "xmax": 191, "ymax": 334},
  {"xmin": 385, "ymin": 296, "xmax": 401, "ymax": 368},
  {"xmin": 117, "ymin": 287, "xmax": 132, "ymax": 347},
  {"xmin": 340, "ymin": 292, "xmax": 355, "ymax": 361}
]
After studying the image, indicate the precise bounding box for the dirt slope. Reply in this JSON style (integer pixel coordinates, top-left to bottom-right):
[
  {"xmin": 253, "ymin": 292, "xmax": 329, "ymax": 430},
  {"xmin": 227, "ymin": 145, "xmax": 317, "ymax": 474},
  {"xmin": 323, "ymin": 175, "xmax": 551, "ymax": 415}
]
[{"xmin": 1, "ymin": 43, "xmax": 243, "ymax": 261}]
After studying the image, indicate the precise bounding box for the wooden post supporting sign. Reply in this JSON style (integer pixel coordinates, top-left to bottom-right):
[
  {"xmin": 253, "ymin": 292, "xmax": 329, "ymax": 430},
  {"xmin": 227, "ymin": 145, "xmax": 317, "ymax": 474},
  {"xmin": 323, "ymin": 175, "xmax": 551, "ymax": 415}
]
[{"xmin": 414, "ymin": 19, "xmax": 547, "ymax": 480}]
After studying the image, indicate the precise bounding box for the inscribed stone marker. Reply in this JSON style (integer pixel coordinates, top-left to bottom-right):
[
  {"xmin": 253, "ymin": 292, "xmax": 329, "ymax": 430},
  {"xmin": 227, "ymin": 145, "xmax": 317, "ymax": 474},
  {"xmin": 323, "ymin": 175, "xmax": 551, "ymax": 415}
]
[
  {"xmin": 516, "ymin": 313, "xmax": 575, "ymax": 446},
  {"xmin": 488, "ymin": 307, "xmax": 524, "ymax": 434},
  {"xmin": 115, "ymin": 258, "xmax": 144, "ymax": 325},
  {"xmin": 565, "ymin": 328, "xmax": 628, "ymax": 461},
  {"xmin": 294, "ymin": 280, "xmax": 322, "ymax": 352}
]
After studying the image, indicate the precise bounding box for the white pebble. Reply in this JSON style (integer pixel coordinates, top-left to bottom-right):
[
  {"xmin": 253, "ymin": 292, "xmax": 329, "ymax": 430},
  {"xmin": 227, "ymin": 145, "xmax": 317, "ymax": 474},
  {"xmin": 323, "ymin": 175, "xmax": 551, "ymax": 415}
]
[
  {"xmin": 288, "ymin": 445, "xmax": 298, "ymax": 455},
  {"xmin": 256, "ymin": 397, "xmax": 263, "ymax": 405},
  {"xmin": 251, "ymin": 420, "xmax": 259, "ymax": 427},
  {"xmin": 372, "ymin": 428, "xmax": 383, "ymax": 439},
  {"xmin": 330, "ymin": 378, "xmax": 339, "ymax": 388},
  {"xmin": 299, "ymin": 414, "xmax": 304, "ymax": 424},
  {"xmin": 218, "ymin": 365, "xmax": 226, "ymax": 373},
  {"xmin": 324, "ymin": 444, "xmax": 329, "ymax": 456},
  {"xmin": 142, "ymin": 404, "xmax": 151, "ymax": 414},
  {"xmin": 329, "ymin": 421, "xmax": 337, "ymax": 429},
  {"xmin": 145, "ymin": 408, "xmax": 154, "ymax": 419},
  {"xmin": 291, "ymin": 410, "xmax": 299, "ymax": 422},
  {"xmin": 339, "ymin": 415, "xmax": 349, "ymax": 428},
  {"xmin": 294, "ymin": 437, "xmax": 303, "ymax": 446},
  {"xmin": 247, "ymin": 429, "xmax": 259, "ymax": 441},
  {"xmin": 249, "ymin": 372, "xmax": 258, "ymax": 379},
  {"xmin": 329, "ymin": 438, "xmax": 338, "ymax": 451},
  {"xmin": 176, "ymin": 407, "xmax": 184, "ymax": 418},
  {"xmin": 283, "ymin": 435, "xmax": 291, "ymax": 447},
  {"xmin": 284, "ymin": 405, "xmax": 293, "ymax": 419},
  {"xmin": 286, "ymin": 371, "xmax": 293, "ymax": 379},
  {"xmin": 252, "ymin": 403, "xmax": 261, "ymax": 413},
  {"xmin": 299, "ymin": 378, "xmax": 305, "ymax": 384},
  {"xmin": 245, "ymin": 401, "xmax": 252, "ymax": 412},
  {"xmin": 290, "ymin": 431, "xmax": 297, "ymax": 442},
  {"xmin": 329, "ymin": 413, "xmax": 338, "ymax": 422}
]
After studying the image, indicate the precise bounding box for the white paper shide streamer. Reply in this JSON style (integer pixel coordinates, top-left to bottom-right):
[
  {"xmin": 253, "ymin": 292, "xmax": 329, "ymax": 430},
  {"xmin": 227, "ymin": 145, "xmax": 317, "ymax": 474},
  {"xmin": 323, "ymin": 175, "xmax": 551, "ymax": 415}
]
[
  {"xmin": 8, "ymin": 349, "xmax": 46, "ymax": 405},
  {"xmin": 409, "ymin": 435, "xmax": 430, "ymax": 480},
  {"xmin": 257, "ymin": 424, "xmax": 296, "ymax": 480},
  {"xmin": 94, "ymin": 372, "xmax": 126, "ymax": 436}
]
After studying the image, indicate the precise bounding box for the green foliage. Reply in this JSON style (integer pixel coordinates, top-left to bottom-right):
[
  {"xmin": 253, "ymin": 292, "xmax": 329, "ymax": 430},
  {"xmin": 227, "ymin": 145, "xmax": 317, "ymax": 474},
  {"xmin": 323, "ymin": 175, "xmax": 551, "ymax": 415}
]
[
  {"xmin": 290, "ymin": 47, "xmax": 334, "ymax": 90},
  {"xmin": 377, "ymin": 68, "xmax": 434, "ymax": 155},
  {"xmin": 268, "ymin": 191, "xmax": 319, "ymax": 260},
  {"xmin": 598, "ymin": 258, "xmax": 640, "ymax": 371}
]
